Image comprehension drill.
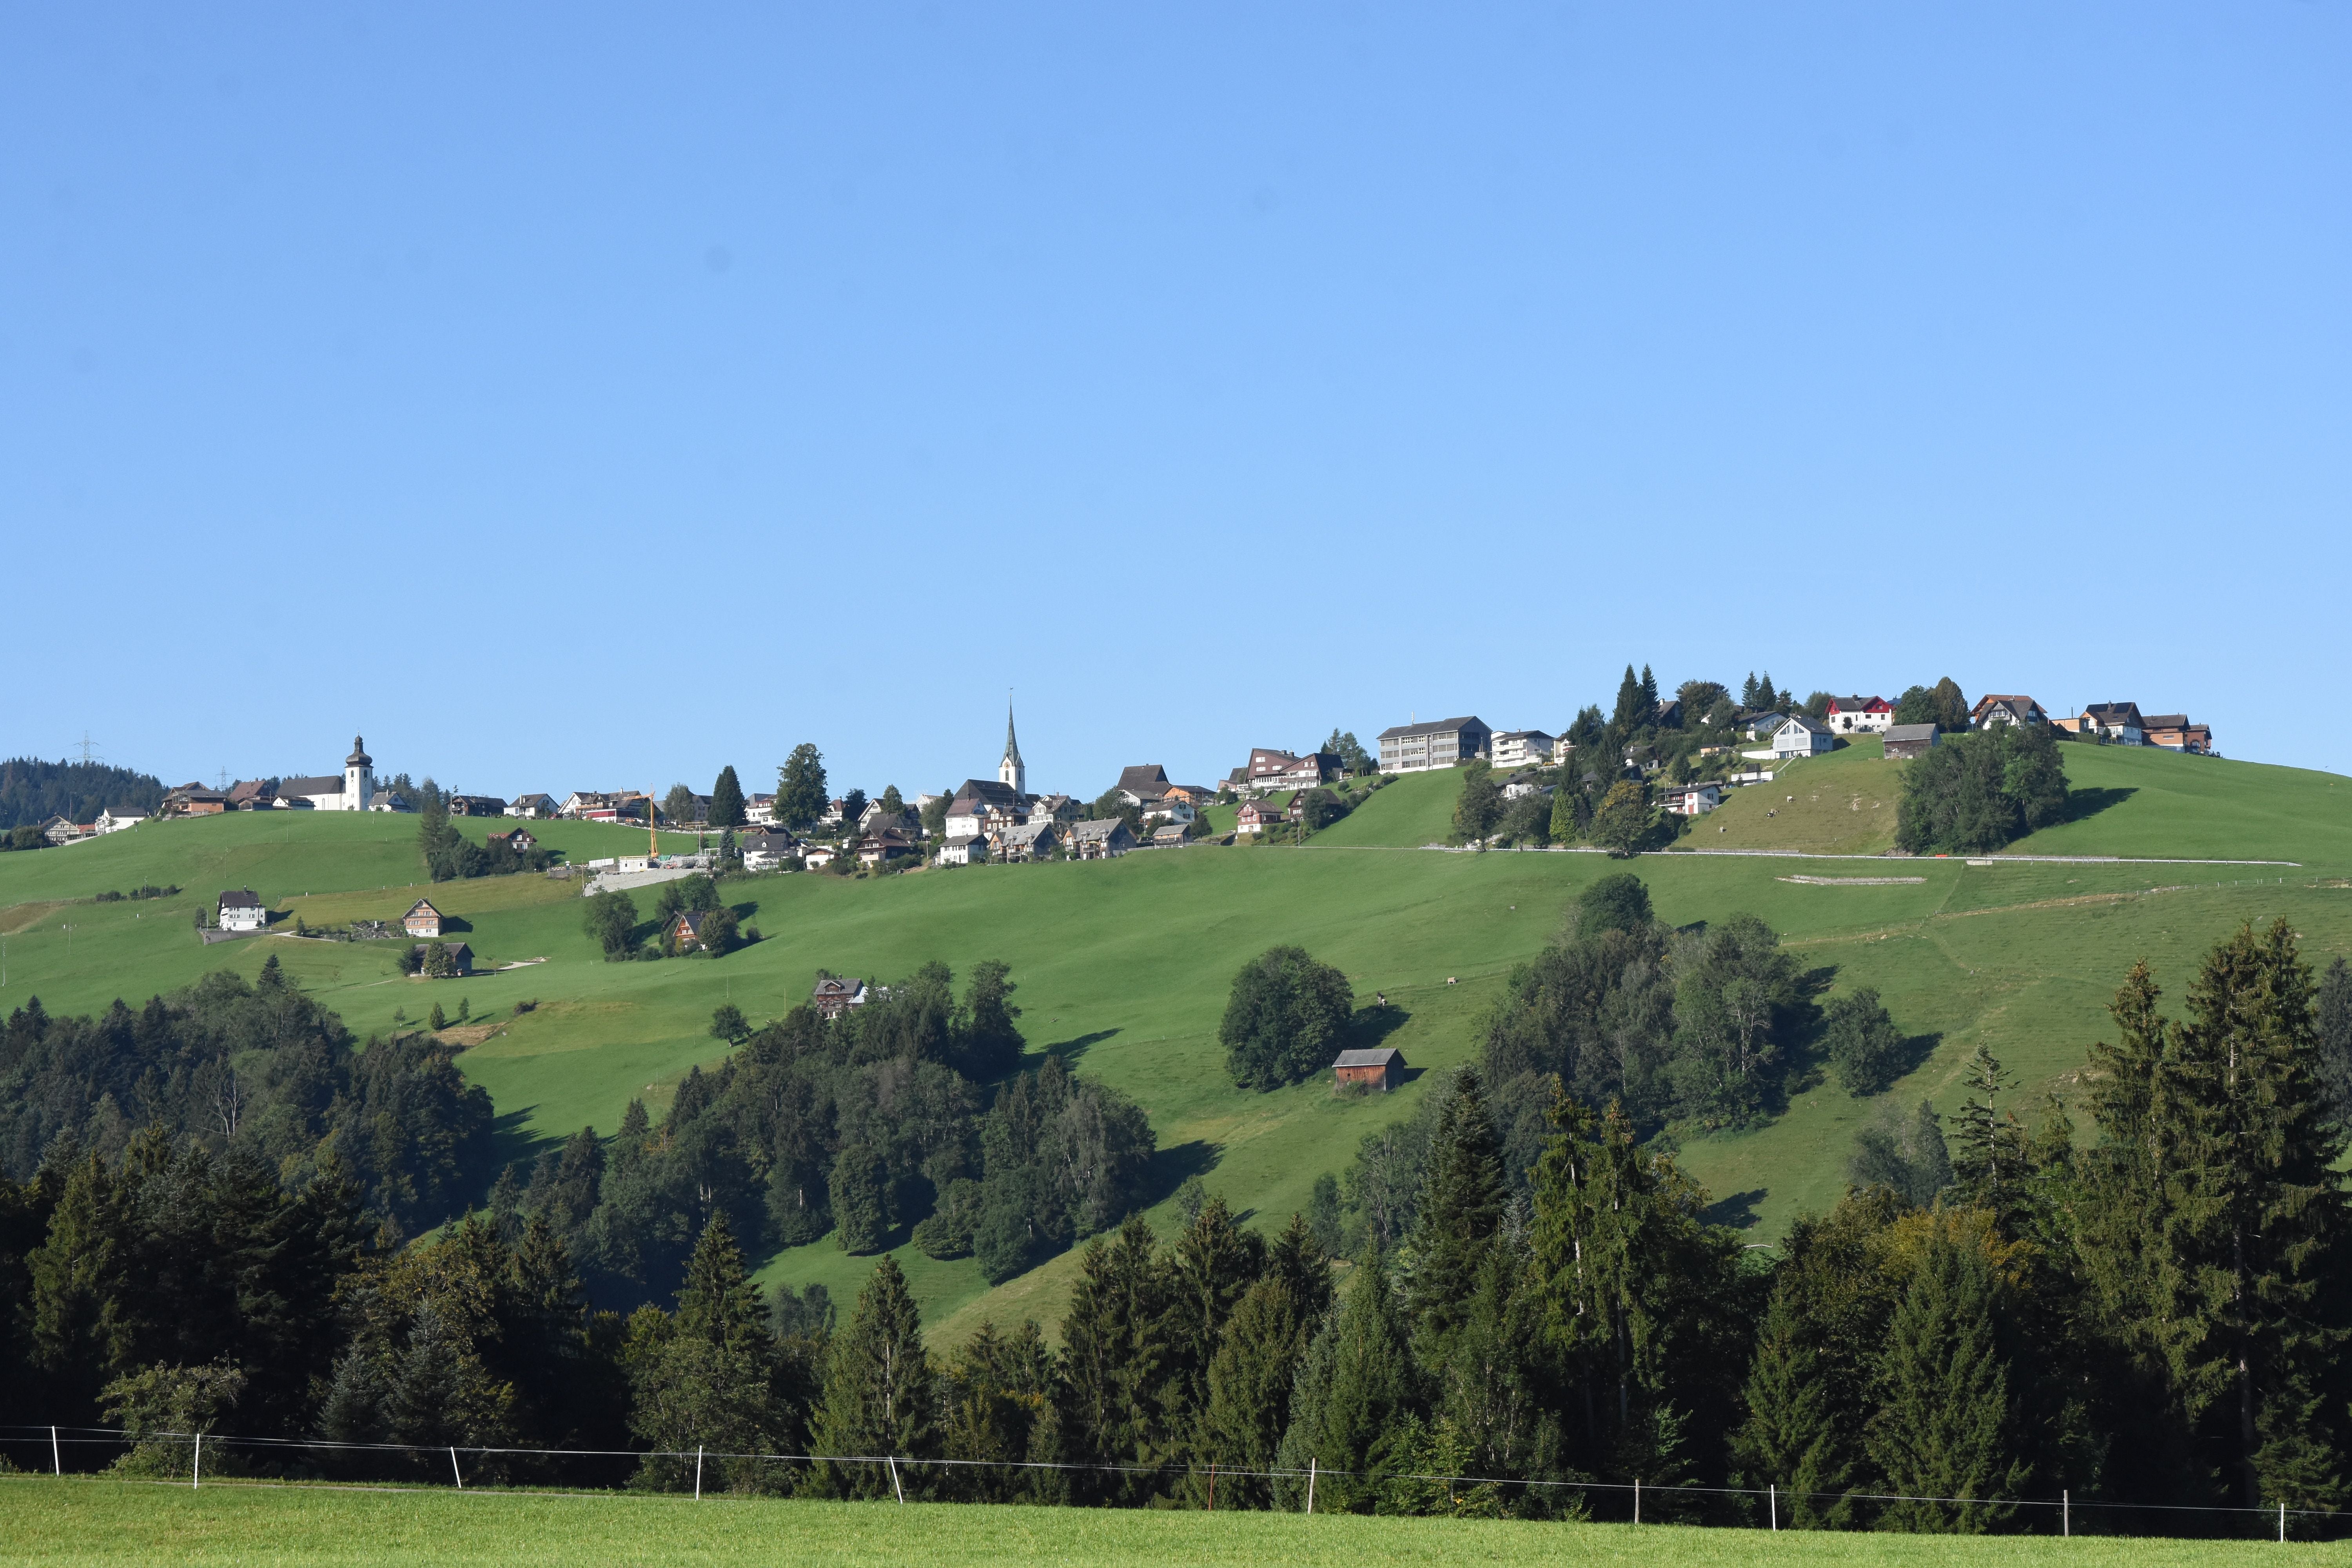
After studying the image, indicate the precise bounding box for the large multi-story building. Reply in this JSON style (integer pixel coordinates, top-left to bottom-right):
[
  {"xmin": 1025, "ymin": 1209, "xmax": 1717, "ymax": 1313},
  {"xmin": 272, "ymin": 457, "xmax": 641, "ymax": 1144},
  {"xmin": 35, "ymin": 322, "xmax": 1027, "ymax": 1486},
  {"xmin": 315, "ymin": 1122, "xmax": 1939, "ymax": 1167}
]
[{"xmin": 1376, "ymin": 716, "xmax": 1491, "ymax": 773}]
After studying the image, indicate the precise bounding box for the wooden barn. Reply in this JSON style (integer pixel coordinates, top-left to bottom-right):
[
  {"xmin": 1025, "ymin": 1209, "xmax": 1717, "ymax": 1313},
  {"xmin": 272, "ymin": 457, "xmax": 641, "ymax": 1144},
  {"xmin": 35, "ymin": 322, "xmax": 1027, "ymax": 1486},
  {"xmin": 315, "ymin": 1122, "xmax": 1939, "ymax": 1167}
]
[{"xmin": 1333, "ymin": 1046, "xmax": 1406, "ymax": 1093}]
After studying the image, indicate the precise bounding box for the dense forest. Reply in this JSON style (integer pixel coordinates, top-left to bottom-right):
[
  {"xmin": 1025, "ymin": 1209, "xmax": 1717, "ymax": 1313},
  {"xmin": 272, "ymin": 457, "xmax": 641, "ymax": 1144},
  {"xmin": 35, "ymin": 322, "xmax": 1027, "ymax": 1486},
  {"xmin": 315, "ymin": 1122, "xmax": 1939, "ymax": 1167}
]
[
  {"xmin": 0, "ymin": 757, "xmax": 165, "ymax": 833},
  {"xmin": 10, "ymin": 918, "xmax": 2352, "ymax": 1535}
]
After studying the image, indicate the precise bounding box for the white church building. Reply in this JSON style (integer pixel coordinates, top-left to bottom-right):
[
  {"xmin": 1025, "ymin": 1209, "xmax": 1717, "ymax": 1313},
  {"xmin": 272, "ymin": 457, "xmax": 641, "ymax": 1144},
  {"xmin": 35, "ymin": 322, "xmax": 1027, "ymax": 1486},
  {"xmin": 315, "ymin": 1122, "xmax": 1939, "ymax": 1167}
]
[{"xmin": 279, "ymin": 736, "xmax": 377, "ymax": 811}]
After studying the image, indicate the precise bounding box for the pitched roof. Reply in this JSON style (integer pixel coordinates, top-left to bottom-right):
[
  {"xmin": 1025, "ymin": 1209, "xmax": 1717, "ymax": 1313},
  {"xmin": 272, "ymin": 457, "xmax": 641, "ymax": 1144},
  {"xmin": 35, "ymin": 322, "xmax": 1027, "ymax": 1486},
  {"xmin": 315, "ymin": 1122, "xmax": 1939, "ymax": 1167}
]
[
  {"xmin": 1116, "ymin": 764, "xmax": 1170, "ymax": 796},
  {"xmin": 281, "ymin": 776, "xmax": 344, "ymax": 796},
  {"xmin": 1376, "ymin": 716, "xmax": 1485, "ymax": 740},
  {"xmin": 2141, "ymin": 713, "xmax": 2190, "ymax": 730},
  {"xmin": 1334, "ymin": 1047, "xmax": 1405, "ymax": 1069},
  {"xmin": 1069, "ymin": 817, "xmax": 1131, "ymax": 841},
  {"xmin": 1884, "ymin": 723, "xmax": 1940, "ymax": 743},
  {"xmin": 218, "ymin": 889, "xmax": 262, "ymax": 909},
  {"xmin": 1776, "ymin": 714, "xmax": 1831, "ymax": 733},
  {"xmin": 740, "ymin": 832, "xmax": 797, "ymax": 852},
  {"xmin": 403, "ymin": 898, "xmax": 442, "ymax": 918},
  {"xmin": 1829, "ymin": 695, "xmax": 1890, "ymax": 711},
  {"xmin": 949, "ymin": 779, "xmax": 1024, "ymax": 811},
  {"xmin": 2083, "ymin": 701, "xmax": 2145, "ymax": 725}
]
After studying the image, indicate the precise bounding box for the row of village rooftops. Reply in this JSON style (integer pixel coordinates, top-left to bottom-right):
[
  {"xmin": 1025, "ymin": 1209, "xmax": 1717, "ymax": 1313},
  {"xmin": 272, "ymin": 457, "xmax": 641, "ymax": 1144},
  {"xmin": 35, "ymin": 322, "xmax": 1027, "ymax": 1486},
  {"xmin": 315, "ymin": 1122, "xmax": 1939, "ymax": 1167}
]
[{"xmin": 63, "ymin": 693, "xmax": 2212, "ymax": 850}]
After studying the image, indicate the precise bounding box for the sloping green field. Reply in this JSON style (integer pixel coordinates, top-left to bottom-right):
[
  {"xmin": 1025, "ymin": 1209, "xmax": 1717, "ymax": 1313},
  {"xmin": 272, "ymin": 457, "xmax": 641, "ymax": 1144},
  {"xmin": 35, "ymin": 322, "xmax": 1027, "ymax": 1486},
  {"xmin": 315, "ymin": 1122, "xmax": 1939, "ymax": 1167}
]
[
  {"xmin": 2, "ymin": 1479, "xmax": 2331, "ymax": 1566},
  {"xmin": 3, "ymin": 747, "xmax": 2349, "ymax": 1342}
]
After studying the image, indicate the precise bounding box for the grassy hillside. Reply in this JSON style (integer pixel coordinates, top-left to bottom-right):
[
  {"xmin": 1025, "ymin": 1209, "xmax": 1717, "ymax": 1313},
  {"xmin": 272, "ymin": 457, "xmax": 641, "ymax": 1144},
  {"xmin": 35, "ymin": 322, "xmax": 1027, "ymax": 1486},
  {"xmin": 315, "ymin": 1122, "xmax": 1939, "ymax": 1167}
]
[
  {"xmin": 4, "ymin": 756, "xmax": 2350, "ymax": 1345},
  {"xmin": 1697, "ymin": 739, "xmax": 1901, "ymax": 854},
  {"xmin": 0, "ymin": 1479, "xmax": 2316, "ymax": 1565}
]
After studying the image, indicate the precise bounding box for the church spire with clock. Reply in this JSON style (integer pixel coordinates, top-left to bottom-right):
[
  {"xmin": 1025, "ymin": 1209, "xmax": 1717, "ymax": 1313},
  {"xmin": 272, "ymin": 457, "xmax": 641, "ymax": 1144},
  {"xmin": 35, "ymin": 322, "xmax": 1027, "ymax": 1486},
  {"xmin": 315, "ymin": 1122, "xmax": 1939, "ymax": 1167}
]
[{"xmin": 999, "ymin": 699, "xmax": 1026, "ymax": 796}]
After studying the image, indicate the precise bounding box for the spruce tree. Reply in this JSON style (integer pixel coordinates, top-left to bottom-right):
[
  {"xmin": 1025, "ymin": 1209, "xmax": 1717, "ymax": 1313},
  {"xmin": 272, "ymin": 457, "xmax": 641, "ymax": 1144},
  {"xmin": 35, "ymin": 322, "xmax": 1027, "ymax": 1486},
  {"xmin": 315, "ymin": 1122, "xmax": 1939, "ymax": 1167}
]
[
  {"xmin": 1276, "ymin": 1240, "xmax": 1415, "ymax": 1513},
  {"xmin": 2315, "ymin": 956, "xmax": 2352, "ymax": 1124},
  {"xmin": 1864, "ymin": 1226, "xmax": 2027, "ymax": 1532},
  {"xmin": 708, "ymin": 766, "xmax": 746, "ymax": 829},
  {"xmin": 1611, "ymin": 665, "xmax": 1646, "ymax": 736},
  {"xmin": 1166, "ymin": 1196, "xmax": 1265, "ymax": 1452},
  {"xmin": 830, "ymin": 1145, "xmax": 890, "ymax": 1254},
  {"xmin": 1409, "ymin": 1069, "xmax": 1507, "ymax": 1355},
  {"xmin": 676, "ymin": 1212, "xmax": 767, "ymax": 1352},
  {"xmin": 1056, "ymin": 1216, "xmax": 1172, "ymax": 1502},
  {"xmin": 1948, "ymin": 1045, "xmax": 2028, "ymax": 1224},
  {"xmin": 809, "ymin": 1256, "xmax": 935, "ymax": 1497},
  {"xmin": 1734, "ymin": 1287, "xmax": 1856, "ymax": 1527},
  {"xmin": 1199, "ymin": 1276, "xmax": 1307, "ymax": 1508}
]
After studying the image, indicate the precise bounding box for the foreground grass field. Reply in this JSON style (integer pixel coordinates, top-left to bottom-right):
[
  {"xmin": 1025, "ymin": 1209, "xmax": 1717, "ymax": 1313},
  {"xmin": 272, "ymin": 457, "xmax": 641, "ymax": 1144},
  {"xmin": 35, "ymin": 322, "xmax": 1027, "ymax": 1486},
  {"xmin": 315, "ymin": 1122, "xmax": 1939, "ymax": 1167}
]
[
  {"xmin": 4, "ymin": 1480, "xmax": 2340, "ymax": 1566},
  {"xmin": 4, "ymin": 746, "xmax": 2350, "ymax": 1341}
]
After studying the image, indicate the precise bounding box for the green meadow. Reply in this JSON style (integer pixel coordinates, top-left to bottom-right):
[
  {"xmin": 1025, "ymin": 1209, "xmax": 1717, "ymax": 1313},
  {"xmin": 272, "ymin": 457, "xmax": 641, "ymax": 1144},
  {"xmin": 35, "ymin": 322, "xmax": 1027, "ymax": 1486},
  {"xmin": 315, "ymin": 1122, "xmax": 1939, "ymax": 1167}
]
[
  {"xmin": 4, "ymin": 745, "xmax": 2350, "ymax": 1342},
  {"xmin": 4, "ymin": 1479, "xmax": 2339, "ymax": 1567}
]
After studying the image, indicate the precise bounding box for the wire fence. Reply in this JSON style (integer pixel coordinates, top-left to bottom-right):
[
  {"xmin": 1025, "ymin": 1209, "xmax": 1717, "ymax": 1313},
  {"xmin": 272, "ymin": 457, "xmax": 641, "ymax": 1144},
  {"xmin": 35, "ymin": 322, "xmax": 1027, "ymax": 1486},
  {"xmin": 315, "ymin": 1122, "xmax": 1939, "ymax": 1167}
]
[{"xmin": 6, "ymin": 1425, "xmax": 2348, "ymax": 1542}]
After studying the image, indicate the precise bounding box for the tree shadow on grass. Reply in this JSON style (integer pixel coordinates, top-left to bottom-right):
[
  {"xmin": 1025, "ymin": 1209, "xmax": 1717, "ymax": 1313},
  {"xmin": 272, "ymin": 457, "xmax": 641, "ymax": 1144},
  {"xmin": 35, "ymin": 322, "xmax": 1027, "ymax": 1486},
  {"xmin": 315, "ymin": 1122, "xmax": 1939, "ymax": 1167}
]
[
  {"xmin": 1030, "ymin": 1028, "xmax": 1120, "ymax": 1070},
  {"xmin": 1346, "ymin": 1002, "xmax": 1411, "ymax": 1053},
  {"xmin": 488, "ymin": 1105, "xmax": 548, "ymax": 1173},
  {"xmin": 1897, "ymin": 1031, "xmax": 1944, "ymax": 1082},
  {"xmin": 2061, "ymin": 785, "xmax": 2137, "ymax": 825},
  {"xmin": 1142, "ymin": 1139, "xmax": 1220, "ymax": 1209},
  {"xmin": 1702, "ymin": 1188, "xmax": 1767, "ymax": 1230}
]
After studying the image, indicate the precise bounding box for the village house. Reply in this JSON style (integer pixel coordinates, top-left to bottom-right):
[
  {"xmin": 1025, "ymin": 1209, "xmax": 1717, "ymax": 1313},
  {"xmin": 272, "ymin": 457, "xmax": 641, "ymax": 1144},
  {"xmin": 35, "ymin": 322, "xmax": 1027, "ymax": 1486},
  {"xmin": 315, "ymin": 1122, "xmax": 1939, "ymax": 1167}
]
[
  {"xmin": 94, "ymin": 805, "xmax": 145, "ymax": 834},
  {"xmin": 446, "ymin": 795, "xmax": 508, "ymax": 818},
  {"xmin": 1500, "ymin": 771, "xmax": 1552, "ymax": 802},
  {"xmin": 858, "ymin": 799, "xmax": 916, "ymax": 836},
  {"xmin": 1243, "ymin": 749, "xmax": 1336, "ymax": 795},
  {"xmin": 1151, "ymin": 823, "xmax": 1190, "ymax": 849},
  {"xmin": 1030, "ymin": 792, "xmax": 1081, "ymax": 822},
  {"xmin": 1334, "ymin": 1046, "xmax": 1406, "ymax": 1093},
  {"xmin": 1491, "ymin": 730, "xmax": 1557, "ymax": 769},
  {"xmin": 935, "ymin": 834, "xmax": 989, "ymax": 867},
  {"xmin": 856, "ymin": 829, "xmax": 918, "ymax": 867},
  {"xmin": 2070, "ymin": 702, "xmax": 2148, "ymax": 745},
  {"xmin": 1112, "ymin": 764, "xmax": 1172, "ymax": 807},
  {"xmin": 412, "ymin": 941, "xmax": 475, "ymax": 976},
  {"xmin": 506, "ymin": 793, "xmax": 558, "ymax": 818},
  {"xmin": 1884, "ymin": 724, "xmax": 1940, "ymax": 760},
  {"xmin": 995, "ymin": 821, "xmax": 1058, "ymax": 862},
  {"xmin": 488, "ymin": 827, "xmax": 538, "ymax": 855},
  {"xmin": 1068, "ymin": 818, "xmax": 1136, "ymax": 859},
  {"xmin": 1971, "ymin": 695, "xmax": 2050, "ymax": 730},
  {"xmin": 402, "ymin": 898, "xmax": 445, "ymax": 939},
  {"xmin": 1749, "ymin": 714, "xmax": 1835, "ymax": 762},
  {"xmin": 812, "ymin": 977, "xmax": 869, "ymax": 1018},
  {"xmin": 1142, "ymin": 797, "xmax": 1197, "ymax": 826},
  {"xmin": 1234, "ymin": 799, "xmax": 1288, "ymax": 836},
  {"xmin": 1159, "ymin": 783, "xmax": 1216, "ymax": 807},
  {"xmin": 368, "ymin": 790, "xmax": 412, "ymax": 812},
  {"xmin": 671, "ymin": 911, "xmax": 711, "ymax": 952},
  {"xmin": 217, "ymin": 889, "xmax": 267, "ymax": 933},
  {"xmin": 946, "ymin": 779, "xmax": 1028, "ymax": 839},
  {"xmin": 166, "ymin": 785, "xmax": 229, "ymax": 816},
  {"xmin": 559, "ymin": 791, "xmax": 628, "ymax": 820},
  {"xmin": 819, "ymin": 798, "xmax": 849, "ymax": 828},
  {"xmin": 740, "ymin": 832, "xmax": 799, "ymax": 873},
  {"xmin": 1660, "ymin": 782, "xmax": 1724, "ymax": 816},
  {"xmin": 1826, "ymin": 697, "xmax": 1895, "ymax": 735},
  {"xmin": 2142, "ymin": 715, "xmax": 2214, "ymax": 754},
  {"xmin": 745, "ymin": 793, "xmax": 779, "ymax": 826},
  {"xmin": 39, "ymin": 816, "xmax": 91, "ymax": 846},
  {"xmin": 1377, "ymin": 717, "xmax": 1492, "ymax": 773},
  {"xmin": 226, "ymin": 779, "xmax": 279, "ymax": 810},
  {"xmin": 802, "ymin": 844, "xmax": 840, "ymax": 869}
]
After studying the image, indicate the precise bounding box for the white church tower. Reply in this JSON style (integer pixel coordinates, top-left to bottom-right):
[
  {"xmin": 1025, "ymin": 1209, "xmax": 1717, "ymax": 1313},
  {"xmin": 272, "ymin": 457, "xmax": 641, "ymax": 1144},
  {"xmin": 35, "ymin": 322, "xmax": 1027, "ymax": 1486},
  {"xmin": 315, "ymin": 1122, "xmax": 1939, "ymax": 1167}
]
[
  {"xmin": 343, "ymin": 735, "xmax": 375, "ymax": 813},
  {"xmin": 998, "ymin": 700, "xmax": 1026, "ymax": 796}
]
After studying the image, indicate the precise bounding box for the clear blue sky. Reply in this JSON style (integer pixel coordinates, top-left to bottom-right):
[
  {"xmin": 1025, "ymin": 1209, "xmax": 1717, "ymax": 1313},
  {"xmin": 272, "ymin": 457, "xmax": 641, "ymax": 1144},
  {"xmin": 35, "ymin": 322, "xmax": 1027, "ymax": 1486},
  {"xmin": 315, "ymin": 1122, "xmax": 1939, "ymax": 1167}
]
[{"xmin": 6, "ymin": 5, "xmax": 2347, "ymax": 799}]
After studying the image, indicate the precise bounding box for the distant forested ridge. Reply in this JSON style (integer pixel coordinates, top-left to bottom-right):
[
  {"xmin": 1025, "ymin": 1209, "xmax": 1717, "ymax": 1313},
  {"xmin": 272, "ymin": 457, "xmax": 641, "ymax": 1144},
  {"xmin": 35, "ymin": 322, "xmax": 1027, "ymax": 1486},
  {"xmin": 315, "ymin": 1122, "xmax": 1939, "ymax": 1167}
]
[{"xmin": 0, "ymin": 757, "xmax": 165, "ymax": 830}]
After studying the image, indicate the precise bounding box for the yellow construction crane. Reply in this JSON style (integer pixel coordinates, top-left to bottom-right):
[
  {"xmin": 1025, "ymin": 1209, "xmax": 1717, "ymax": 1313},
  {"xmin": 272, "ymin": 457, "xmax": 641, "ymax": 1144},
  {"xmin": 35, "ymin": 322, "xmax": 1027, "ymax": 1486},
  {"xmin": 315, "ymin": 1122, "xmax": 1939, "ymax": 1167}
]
[{"xmin": 648, "ymin": 786, "xmax": 659, "ymax": 862}]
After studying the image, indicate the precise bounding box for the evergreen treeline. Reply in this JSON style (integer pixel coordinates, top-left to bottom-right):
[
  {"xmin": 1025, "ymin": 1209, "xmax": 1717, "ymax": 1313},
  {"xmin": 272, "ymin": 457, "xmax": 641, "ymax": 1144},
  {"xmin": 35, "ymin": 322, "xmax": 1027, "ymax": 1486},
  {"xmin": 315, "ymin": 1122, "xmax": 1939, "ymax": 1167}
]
[
  {"xmin": 0, "ymin": 757, "xmax": 165, "ymax": 834},
  {"xmin": 1893, "ymin": 722, "xmax": 2071, "ymax": 855},
  {"xmin": 0, "ymin": 959, "xmax": 493, "ymax": 1232},
  {"xmin": 8, "ymin": 921, "xmax": 2352, "ymax": 1537},
  {"xmin": 500, "ymin": 964, "xmax": 1156, "ymax": 1311}
]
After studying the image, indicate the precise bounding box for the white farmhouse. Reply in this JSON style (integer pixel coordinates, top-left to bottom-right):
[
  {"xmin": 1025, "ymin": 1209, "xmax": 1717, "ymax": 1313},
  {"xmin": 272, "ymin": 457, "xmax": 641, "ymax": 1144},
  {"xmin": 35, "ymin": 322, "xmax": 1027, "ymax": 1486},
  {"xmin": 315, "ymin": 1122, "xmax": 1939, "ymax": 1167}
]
[{"xmin": 217, "ymin": 889, "xmax": 267, "ymax": 933}]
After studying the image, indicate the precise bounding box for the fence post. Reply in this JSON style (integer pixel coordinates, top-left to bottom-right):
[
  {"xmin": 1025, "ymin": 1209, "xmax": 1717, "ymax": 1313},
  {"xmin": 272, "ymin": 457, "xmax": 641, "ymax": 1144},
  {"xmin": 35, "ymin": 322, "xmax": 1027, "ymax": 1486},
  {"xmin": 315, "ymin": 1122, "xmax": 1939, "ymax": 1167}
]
[
  {"xmin": 2063, "ymin": 1490, "xmax": 2069, "ymax": 1537},
  {"xmin": 1770, "ymin": 1483, "xmax": 1777, "ymax": 1530},
  {"xmin": 1633, "ymin": 1477, "xmax": 1640, "ymax": 1525},
  {"xmin": 450, "ymin": 1446, "xmax": 464, "ymax": 1489},
  {"xmin": 192, "ymin": 1433, "xmax": 201, "ymax": 1490},
  {"xmin": 1307, "ymin": 1458, "xmax": 1317, "ymax": 1515},
  {"xmin": 695, "ymin": 1445, "xmax": 704, "ymax": 1501},
  {"xmin": 888, "ymin": 1455, "xmax": 905, "ymax": 1505},
  {"xmin": 2280, "ymin": 1501, "xmax": 2287, "ymax": 1543},
  {"xmin": 1208, "ymin": 1461, "xmax": 1216, "ymax": 1513},
  {"xmin": 51, "ymin": 1426, "xmax": 59, "ymax": 1476}
]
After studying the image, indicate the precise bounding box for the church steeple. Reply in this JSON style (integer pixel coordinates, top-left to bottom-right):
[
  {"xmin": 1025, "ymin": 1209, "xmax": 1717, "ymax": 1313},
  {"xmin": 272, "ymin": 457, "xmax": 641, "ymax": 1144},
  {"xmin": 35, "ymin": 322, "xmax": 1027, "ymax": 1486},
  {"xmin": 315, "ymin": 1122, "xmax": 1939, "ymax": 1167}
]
[{"xmin": 998, "ymin": 696, "xmax": 1027, "ymax": 796}]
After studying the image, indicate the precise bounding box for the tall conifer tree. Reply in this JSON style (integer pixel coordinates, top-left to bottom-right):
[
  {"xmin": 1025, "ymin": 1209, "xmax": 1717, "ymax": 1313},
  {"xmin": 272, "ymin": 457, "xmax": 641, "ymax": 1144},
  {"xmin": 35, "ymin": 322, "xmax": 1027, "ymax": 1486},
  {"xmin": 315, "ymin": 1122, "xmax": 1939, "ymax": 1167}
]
[
  {"xmin": 1410, "ymin": 1069, "xmax": 1507, "ymax": 1356},
  {"xmin": 1865, "ymin": 1228, "xmax": 2028, "ymax": 1532},
  {"xmin": 809, "ymin": 1256, "xmax": 935, "ymax": 1498}
]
